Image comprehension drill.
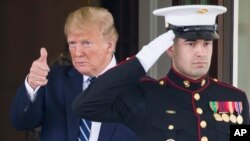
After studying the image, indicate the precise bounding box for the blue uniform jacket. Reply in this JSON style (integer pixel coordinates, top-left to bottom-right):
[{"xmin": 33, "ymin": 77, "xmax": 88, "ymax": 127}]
[
  {"xmin": 10, "ymin": 65, "xmax": 138, "ymax": 141},
  {"xmin": 72, "ymin": 58, "xmax": 250, "ymax": 141}
]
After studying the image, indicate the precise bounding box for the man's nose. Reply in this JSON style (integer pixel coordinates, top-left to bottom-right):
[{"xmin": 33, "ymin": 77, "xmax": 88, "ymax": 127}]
[
  {"xmin": 196, "ymin": 44, "xmax": 206, "ymax": 56},
  {"xmin": 75, "ymin": 45, "xmax": 85, "ymax": 57}
]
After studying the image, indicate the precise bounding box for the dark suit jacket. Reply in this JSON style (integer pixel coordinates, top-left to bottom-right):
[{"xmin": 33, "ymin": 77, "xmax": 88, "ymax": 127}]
[
  {"xmin": 10, "ymin": 65, "xmax": 138, "ymax": 141},
  {"xmin": 72, "ymin": 58, "xmax": 250, "ymax": 141}
]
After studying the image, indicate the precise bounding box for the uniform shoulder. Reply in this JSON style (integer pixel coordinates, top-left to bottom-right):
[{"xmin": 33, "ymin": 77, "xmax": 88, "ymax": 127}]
[
  {"xmin": 117, "ymin": 56, "xmax": 136, "ymax": 66},
  {"xmin": 140, "ymin": 76, "xmax": 168, "ymax": 86},
  {"xmin": 210, "ymin": 77, "xmax": 245, "ymax": 94},
  {"xmin": 140, "ymin": 76, "xmax": 157, "ymax": 83}
]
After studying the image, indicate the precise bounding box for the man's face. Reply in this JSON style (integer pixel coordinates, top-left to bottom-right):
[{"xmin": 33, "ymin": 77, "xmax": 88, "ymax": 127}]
[
  {"xmin": 167, "ymin": 38, "xmax": 213, "ymax": 80},
  {"xmin": 67, "ymin": 24, "xmax": 114, "ymax": 76}
]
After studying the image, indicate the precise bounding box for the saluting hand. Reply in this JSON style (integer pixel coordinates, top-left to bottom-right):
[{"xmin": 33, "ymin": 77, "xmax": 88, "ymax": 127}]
[
  {"xmin": 136, "ymin": 30, "xmax": 175, "ymax": 72},
  {"xmin": 27, "ymin": 48, "xmax": 50, "ymax": 90}
]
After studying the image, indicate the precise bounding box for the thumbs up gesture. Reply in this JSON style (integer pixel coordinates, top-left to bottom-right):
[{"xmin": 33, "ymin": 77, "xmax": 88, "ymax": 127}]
[{"xmin": 27, "ymin": 48, "xmax": 50, "ymax": 89}]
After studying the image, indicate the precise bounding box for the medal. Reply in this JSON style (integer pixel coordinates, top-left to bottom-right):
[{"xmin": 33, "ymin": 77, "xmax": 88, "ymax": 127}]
[
  {"xmin": 223, "ymin": 102, "xmax": 230, "ymax": 123},
  {"xmin": 230, "ymin": 114, "xmax": 237, "ymax": 123},
  {"xmin": 235, "ymin": 102, "xmax": 244, "ymax": 124},
  {"xmin": 228, "ymin": 101, "xmax": 237, "ymax": 123},
  {"xmin": 237, "ymin": 115, "xmax": 243, "ymax": 124},
  {"xmin": 218, "ymin": 102, "xmax": 230, "ymax": 122},
  {"xmin": 213, "ymin": 113, "xmax": 222, "ymax": 121},
  {"xmin": 221, "ymin": 113, "xmax": 230, "ymax": 122},
  {"xmin": 209, "ymin": 101, "xmax": 222, "ymax": 121}
]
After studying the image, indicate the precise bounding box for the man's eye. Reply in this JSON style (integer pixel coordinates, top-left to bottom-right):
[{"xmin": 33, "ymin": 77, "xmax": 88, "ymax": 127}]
[
  {"xmin": 205, "ymin": 42, "xmax": 212, "ymax": 46},
  {"xmin": 68, "ymin": 42, "xmax": 76, "ymax": 47},
  {"xmin": 82, "ymin": 41, "xmax": 93, "ymax": 47},
  {"xmin": 186, "ymin": 42, "xmax": 195, "ymax": 46}
]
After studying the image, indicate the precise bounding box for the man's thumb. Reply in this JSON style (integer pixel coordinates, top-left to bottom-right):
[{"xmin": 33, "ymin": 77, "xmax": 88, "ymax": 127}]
[{"xmin": 39, "ymin": 48, "xmax": 48, "ymax": 63}]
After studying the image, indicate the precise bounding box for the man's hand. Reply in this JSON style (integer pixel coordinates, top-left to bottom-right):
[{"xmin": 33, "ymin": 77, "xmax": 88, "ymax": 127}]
[
  {"xmin": 136, "ymin": 30, "xmax": 175, "ymax": 72},
  {"xmin": 27, "ymin": 48, "xmax": 50, "ymax": 90}
]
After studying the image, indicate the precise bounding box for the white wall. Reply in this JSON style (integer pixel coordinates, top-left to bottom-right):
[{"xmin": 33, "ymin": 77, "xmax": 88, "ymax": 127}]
[{"xmin": 238, "ymin": 0, "xmax": 250, "ymax": 102}]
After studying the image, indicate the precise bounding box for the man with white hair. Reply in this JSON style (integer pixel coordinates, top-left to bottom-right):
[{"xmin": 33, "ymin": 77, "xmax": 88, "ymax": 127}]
[{"xmin": 10, "ymin": 6, "xmax": 138, "ymax": 141}]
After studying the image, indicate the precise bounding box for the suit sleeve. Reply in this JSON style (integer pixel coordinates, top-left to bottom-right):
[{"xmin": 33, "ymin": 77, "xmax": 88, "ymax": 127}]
[
  {"xmin": 72, "ymin": 58, "xmax": 148, "ymax": 125},
  {"xmin": 10, "ymin": 82, "xmax": 45, "ymax": 130}
]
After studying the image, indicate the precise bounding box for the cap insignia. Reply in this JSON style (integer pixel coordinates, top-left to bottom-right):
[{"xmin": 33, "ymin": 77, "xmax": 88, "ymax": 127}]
[{"xmin": 197, "ymin": 8, "xmax": 208, "ymax": 14}]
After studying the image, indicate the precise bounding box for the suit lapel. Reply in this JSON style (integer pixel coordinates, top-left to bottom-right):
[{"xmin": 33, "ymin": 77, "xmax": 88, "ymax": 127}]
[{"xmin": 64, "ymin": 67, "xmax": 83, "ymax": 141}]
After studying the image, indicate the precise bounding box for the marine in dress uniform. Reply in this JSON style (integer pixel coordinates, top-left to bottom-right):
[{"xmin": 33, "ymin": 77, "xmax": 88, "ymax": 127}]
[{"xmin": 72, "ymin": 5, "xmax": 250, "ymax": 141}]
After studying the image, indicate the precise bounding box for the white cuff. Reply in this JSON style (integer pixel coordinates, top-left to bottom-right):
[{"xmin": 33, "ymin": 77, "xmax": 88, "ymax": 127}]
[{"xmin": 25, "ymin": 76, "xmax": 40, "ymax": 102}]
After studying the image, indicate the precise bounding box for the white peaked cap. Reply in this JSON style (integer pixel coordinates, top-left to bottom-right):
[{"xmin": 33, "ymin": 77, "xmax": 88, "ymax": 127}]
[
  {"xmin": 153, "ymin": 5, "xmax": 227, "ymax": 27},
  {"xmin": 153, "ymin": 5, "xmax": 227, "ymax": 39}
]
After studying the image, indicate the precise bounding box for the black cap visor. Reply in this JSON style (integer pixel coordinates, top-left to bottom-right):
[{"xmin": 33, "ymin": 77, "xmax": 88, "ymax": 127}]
[
  {"xmin": 167, "ymin": 25, "xmax": 219, "ymax": 40},
  {"xmin": 174, "ymin": 31, "xmax": 219, "ymax": 40}
]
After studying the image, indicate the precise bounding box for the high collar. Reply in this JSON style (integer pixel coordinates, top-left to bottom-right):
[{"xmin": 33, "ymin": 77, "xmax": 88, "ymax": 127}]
[{"xmin": 166, "ymin": 67, "xmax": 210, "ymax": 93}]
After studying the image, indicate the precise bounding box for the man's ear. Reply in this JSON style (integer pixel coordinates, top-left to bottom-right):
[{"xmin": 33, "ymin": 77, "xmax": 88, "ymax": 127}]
[
  {"xmin": 106, "ymin": 37, "xmax": 116, "ymax": 54},
  {"xmin": 166, "ymin": 45, "xmax": 174, "ymax": 57}
]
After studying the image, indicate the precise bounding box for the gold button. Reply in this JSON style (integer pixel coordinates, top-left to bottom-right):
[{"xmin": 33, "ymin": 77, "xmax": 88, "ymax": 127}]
[
  {"xmin": 213, "ymin": 78, "xmax": 218, "ymax": 82},
  {"xmin": 159, "ymin": 80, "xmax": 165, "ymax": 85},
  {"xmin": 194, "ymin": 93, "xmax": 200, "ymax": 101},
  {"xmin": 166, "ymin": 110, "xmax": 176, "ymax": 114},
  {"xmin": 165, "ymin": 139, "xmax": 175, "ymax": 141},
  {"xmin": 196, "ymin": 108, "xmax": 203, "ymax": 115},
  {"xmin": 168, "ymin": 125, "xmax": 174, "ymax": 130},
  {"xmin": 201, "ymin": 136, "xmax": 208, "ymax": 141},
  {"xmin": 200, "ymin": 120, "xmax": 207, "ymax": 128}
]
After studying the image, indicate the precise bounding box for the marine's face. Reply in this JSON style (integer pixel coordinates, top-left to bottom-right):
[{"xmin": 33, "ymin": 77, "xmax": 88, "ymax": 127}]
[
  {"xmin": 167, "ymin": 38, "xmax": 213, "ymax": 80},
  {"xmin": 67, "ymin": 23, "xmax": 114, "ymax": 76}
]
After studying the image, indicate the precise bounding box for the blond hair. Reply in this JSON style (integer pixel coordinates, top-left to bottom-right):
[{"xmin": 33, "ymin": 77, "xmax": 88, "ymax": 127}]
[{"xmin": 64, "ymin": 6, "xmax": 118, "ymax": 43}]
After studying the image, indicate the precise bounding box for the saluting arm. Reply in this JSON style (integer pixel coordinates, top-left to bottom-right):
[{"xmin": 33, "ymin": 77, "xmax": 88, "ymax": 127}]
[
  {"xmin": 72, "ymin": 30, "xmax": 175, "ymax": 123},
  {"xmin": 72, "ymin": 58, "xmax": 146, "ymax": 123}
]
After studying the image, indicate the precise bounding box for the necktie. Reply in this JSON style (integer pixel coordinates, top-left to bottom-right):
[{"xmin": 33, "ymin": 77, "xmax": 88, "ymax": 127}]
[
  {"xmin": 78, "ymin": 77, "xmax": 96, "ymax": 141},
  {"xmin": 88, "ymin": 77, "xmax": 96, "ymax": 84},
  {"xmin": 78, "ymin": 118, "xmax": 91, "ymax": 141}
]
